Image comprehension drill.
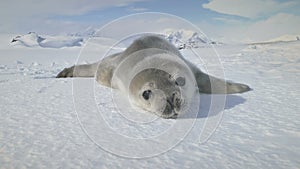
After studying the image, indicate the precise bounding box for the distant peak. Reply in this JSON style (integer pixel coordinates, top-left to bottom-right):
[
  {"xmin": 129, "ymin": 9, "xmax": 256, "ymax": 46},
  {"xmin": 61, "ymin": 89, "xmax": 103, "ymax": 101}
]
[{"xmin": 164, "ymin": 30, "xmax": 220, "ymax": 49}]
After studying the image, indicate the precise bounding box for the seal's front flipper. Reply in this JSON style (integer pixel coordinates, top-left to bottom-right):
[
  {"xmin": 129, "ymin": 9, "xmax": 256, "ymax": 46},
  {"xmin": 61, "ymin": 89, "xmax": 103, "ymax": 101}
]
[
  {"xmin": 56, "ymin": 66, "xmax": 75, "ymax": 78},
  {"xmin": 56, "ymin": 63, "xmax": 98, "ymax": 78},
  {"xmin": 193, "ymin": 69, "xmax": 251, "ymax": 94}
]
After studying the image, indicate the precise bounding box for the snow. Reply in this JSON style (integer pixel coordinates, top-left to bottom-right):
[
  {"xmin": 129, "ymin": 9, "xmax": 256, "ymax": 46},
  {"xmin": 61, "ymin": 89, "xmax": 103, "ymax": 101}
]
[{"xmin": 0, "ymin": 34, "xmax": 300, "ymax": 168}]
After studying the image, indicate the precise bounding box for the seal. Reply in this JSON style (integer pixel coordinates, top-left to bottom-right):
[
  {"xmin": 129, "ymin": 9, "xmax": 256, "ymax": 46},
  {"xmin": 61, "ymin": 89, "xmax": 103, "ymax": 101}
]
[{"xmin": 57, "ymin": 35, "xmax": 251, "ymax": 118}]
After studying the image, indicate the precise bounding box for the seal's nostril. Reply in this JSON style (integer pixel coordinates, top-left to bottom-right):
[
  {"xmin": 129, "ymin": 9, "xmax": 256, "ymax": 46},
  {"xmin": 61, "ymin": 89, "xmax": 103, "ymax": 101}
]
[
  {"xmin": 142, "ymin": 90, "xmax": 152, "ymax": 100},
  {"xmin": 175, "ymin": 98, "xmax": 181, "ymax": 107},
  {"xmin": 167, "ymin": 99, "xmax": 174, "ymax": 109}
]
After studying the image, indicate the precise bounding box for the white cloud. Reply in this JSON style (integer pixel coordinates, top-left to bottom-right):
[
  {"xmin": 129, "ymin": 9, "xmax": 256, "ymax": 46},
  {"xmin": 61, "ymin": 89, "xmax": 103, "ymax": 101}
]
[
  {"xmin": 127, "ymin": 7, "xmax": 148, "ymax": 12},
  {"xmin": 203, "ymin": 0, "xmax": 298, "ymax": 18},
  {"xmin": 246, "ymin": 13, "xmax": 300, "ymax": 41},
  {"xmin": 96, "ymin": 15, "xmax": 193, "ymax": 39},
  {"xmin": 88, "ymin": 13, "xmax": 216, "ymax": 43},
  {"xmin": 213, "ymin": 17, "xmax": 244, "ymax": 25},
  {"xmin": 202, "ymin": 1, "xmax": 300, "ymax": 42},
  {"xmin": 0, "ymin": 0, "xmax": 146, "ymax": 33},
  {"xmin": 203, "ymin": 13, "xmax": 300, "ymax": 43},
  {"xmin": 1, "ymin": 0, "xmax": 145, "ymax": 16}
]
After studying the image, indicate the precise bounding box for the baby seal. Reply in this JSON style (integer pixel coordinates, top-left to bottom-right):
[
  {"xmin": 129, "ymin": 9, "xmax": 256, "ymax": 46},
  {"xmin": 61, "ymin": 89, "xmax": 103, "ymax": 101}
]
[{"xmin": 57, "ymin": 35, "xmax": 251, "ymax": 118}]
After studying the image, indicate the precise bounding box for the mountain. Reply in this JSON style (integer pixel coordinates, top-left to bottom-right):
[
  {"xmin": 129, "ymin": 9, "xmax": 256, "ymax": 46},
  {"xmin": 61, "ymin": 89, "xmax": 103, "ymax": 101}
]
[
  {"xmin": 165, "ymin": 31, "xmax": 185, "ymax": 49},
  {"xmin": 249, "ymin": 34, "xmax": 300, "ymax": 45},
  {"xmin": 68, "ymin": 27, "xmax": 97, "ymax": 37},
  {"xmin": 165, "ymin": 30, "xmax": 220, "ymax": 49},
  {"xmin": 11, "ymin": 32, "xmax": 84, "ymax": 48},
  {"xmin": 10, "ymin": 30, "xmax": 222, "ymax": 49},
  {"xmin": 11, "ymin": 32, "xmax": 45, "ymax": 47},
  {"xmin": 265, "ymin": 34, "xmax": 300, "ymax": 43}
]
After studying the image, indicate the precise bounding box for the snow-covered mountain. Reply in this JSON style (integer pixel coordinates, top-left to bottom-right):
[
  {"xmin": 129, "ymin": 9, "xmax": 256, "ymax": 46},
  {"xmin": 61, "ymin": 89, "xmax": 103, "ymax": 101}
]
[
  {"xmin": 68, "ymin": 27, "xmax": 97, "ymax": 37},
  {"xmin": 165, "ymin": 30, "xmax": 220, "ymax": 49},
  {"xmin": 10, "ymin": 30, "xmax": 222, "ymax": 49},
  {"xmin": 11, "ymin": 32, "xmax": 84, "ymax": 48},
  {"xmin": 265, "ymin": 34, "xmax": 300, "ymax": 43},
  {"xmin": 249, "ymin": 34, "xmax": 300, "ymax": 46}
]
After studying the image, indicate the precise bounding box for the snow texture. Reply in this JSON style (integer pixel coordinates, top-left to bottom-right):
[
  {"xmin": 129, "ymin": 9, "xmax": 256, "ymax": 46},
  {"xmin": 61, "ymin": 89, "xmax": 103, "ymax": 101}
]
[{"xmin": 0, "ymin": 34, "xmax": 299, "ymax": 168}]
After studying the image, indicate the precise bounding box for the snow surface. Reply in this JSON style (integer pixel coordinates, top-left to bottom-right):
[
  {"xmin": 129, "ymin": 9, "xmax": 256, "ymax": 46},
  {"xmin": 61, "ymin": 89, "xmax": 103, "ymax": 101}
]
[{"xmin": 0, "ymin": 34, "xmax": 300, "ymax": 168}]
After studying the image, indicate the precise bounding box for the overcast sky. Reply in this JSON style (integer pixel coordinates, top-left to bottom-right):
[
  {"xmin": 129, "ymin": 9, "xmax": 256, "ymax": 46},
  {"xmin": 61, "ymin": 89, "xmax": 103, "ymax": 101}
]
[{"xmin": 1, "ymin": 0, "xmax": 300, "ymax": 42}]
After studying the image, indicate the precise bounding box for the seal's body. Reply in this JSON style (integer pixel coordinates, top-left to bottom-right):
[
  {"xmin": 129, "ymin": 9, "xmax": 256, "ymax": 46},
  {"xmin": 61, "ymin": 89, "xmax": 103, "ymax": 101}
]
[{"xmin": 57, "ymin": 35, "xmax": 250, "ymax": 118}]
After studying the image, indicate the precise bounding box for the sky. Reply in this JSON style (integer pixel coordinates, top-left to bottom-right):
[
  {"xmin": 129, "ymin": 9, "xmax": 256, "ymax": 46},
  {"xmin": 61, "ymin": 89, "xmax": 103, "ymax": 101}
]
[{"xmin": 1, "ymin": 0, "xmax": 300, "ymax": 42}]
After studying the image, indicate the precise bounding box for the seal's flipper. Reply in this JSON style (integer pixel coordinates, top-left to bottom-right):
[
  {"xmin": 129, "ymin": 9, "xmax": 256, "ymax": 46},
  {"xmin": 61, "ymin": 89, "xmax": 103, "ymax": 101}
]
[
  {"xmin": 196, "ymin": 71, "xmax": 251, "ymax": 94},
  {"xmin": 196, "ymin": 71, "xmax": 250, "ymax": 94},
  {"xmin": 56, "ymin": 62, "xmax": 98, "ymax": 78},
  {"xmin": 56, "ymin": 52, "xmax": 122, "ymax": 88},
  {"xmin": 56, "ymin": 66, "xmax": 75, "ymax": 78},
  {"xmin": 187, "ymin": 63, "xmax": 251, "ymax": 94}
]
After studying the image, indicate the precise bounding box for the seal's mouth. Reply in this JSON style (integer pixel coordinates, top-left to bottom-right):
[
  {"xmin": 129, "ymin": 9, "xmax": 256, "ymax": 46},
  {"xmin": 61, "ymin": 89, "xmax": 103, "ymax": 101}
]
[{"xmin": 162, "ymin": 101, "xmax": 178, "ymax": 119}]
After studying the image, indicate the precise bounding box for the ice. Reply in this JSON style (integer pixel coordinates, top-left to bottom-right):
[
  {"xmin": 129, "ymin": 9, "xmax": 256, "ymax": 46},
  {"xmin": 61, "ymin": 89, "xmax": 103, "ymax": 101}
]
[{"xmin": 0, "ymin": 34, "xmax": 299, "ymax": 168}]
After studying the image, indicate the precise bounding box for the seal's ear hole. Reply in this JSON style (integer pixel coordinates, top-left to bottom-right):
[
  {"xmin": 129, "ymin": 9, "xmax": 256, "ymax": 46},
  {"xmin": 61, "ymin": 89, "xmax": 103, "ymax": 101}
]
[
  {"xmin": 142, "ymin": 90, "xmax": 152, "ymax": 100},
  {"xmin": 175, "ymin": 76, "xmax": 185, "ymax": 86}
]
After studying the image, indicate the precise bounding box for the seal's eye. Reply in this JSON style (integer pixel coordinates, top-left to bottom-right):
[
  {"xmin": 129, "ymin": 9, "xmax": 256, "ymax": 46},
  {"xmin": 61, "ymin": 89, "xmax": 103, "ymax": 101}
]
[
  {"xmin": 175, "ymin": 76, "xmax": 185, "ymax": 86},
  {"xmin": 142, "ymin": 90, "xmax": 152, "ymax": 100}
]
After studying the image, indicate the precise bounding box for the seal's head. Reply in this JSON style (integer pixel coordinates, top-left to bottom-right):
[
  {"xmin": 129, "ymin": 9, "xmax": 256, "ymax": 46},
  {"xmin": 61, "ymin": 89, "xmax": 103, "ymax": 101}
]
[{"xmin": 129, "ymin": 68, "xmax": 186, "ymax": 119}]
